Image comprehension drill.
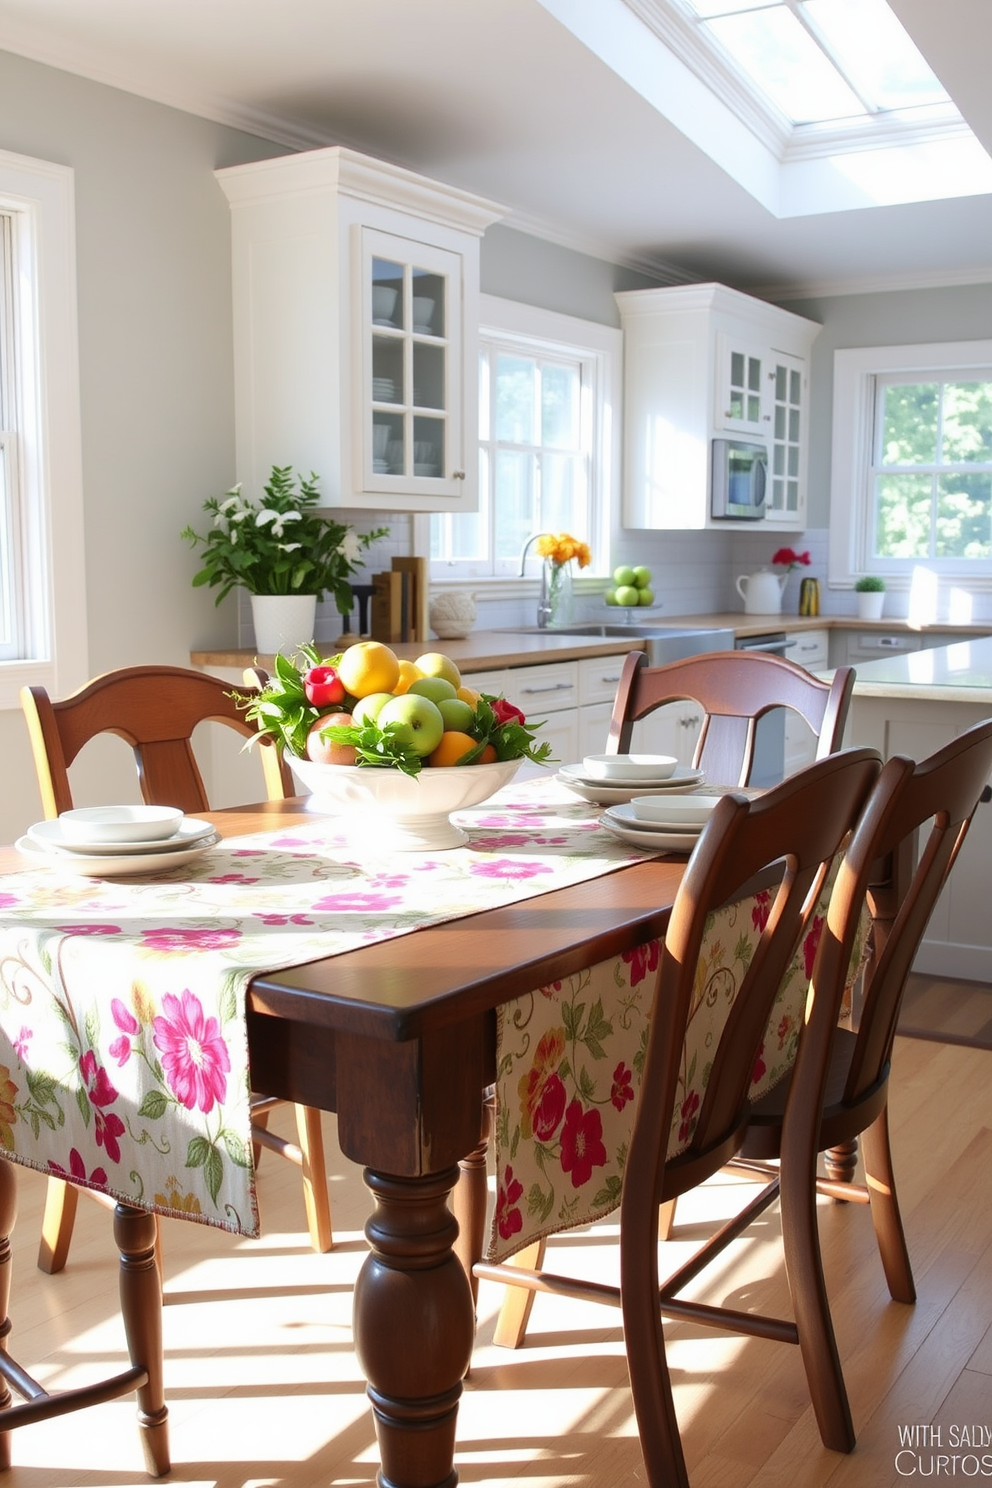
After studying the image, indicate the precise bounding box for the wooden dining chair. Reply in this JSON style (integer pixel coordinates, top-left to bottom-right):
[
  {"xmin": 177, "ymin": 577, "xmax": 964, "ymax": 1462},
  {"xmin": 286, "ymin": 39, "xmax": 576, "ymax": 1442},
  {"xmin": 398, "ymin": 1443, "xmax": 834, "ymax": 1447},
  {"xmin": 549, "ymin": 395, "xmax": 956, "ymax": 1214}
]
[
  {"xmin": 474, "ymin": 746, "xmax": 882, "ymax": 1488},
  {"xmin": 20, "ymin": 665, "xmax": 334, "ymax": 1271},
  {"xmin": 606, "ymin": 647, "xmax": 856, "ymax": 787},
  {"xmin": 727, "ymin": 718, "xmax": 992, "ymax": 1444}
]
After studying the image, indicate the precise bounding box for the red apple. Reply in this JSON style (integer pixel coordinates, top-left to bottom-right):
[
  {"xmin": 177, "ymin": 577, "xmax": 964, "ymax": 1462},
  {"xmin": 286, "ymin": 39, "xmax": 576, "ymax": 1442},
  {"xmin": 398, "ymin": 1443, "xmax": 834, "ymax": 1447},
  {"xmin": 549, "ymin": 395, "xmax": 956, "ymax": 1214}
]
[{"xmin": 306, "ymin": 711, "xmax": 357, "ymax": 765}]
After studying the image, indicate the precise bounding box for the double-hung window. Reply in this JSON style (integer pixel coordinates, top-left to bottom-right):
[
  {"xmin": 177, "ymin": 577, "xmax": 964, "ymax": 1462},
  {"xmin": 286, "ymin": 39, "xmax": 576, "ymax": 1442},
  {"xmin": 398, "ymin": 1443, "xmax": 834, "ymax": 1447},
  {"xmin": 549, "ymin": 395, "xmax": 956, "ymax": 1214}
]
[
  {"xmin": 829, "ymin": 340, "xmax": 992, "ymax": 600},
  {"xmin": 0, "ymin": 149, "xmax": 86, "ymax": 707},
  {"xmin": 424, "ymin": 296, "xmax": 618, "ymax": 582}
]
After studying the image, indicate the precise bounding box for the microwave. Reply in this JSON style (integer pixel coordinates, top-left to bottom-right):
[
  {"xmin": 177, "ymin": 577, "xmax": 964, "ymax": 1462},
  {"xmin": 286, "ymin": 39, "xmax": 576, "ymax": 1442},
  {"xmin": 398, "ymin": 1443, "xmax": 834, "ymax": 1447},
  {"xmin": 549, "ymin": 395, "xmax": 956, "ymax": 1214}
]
[{"xmin": 711, "ymin": 438, "xmax": 768, "ymax": 520}]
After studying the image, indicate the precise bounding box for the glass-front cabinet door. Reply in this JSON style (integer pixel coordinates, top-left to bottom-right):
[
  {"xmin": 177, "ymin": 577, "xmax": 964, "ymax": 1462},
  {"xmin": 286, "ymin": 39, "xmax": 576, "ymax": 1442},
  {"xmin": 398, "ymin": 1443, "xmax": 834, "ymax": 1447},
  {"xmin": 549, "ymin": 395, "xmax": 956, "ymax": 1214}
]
[
  {"xmin": 359, "ymin": 227, "xmax": 466, "ymax": 505},
  {"xmin": 766, "ymin": 353, "xmax": 805, "ymax": 521},
  {"xmin": 716, "ymin": 335, "xmax": 769, "ymax": 436}
]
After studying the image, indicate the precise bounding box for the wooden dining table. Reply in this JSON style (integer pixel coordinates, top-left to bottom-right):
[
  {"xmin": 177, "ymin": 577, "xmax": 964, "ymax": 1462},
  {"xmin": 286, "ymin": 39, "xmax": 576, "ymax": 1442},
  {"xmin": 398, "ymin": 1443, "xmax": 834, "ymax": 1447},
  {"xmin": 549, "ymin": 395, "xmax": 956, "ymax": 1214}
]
[{"xmin": 0, "ymin": 795, "xmax": 688, "ymax": 1488}]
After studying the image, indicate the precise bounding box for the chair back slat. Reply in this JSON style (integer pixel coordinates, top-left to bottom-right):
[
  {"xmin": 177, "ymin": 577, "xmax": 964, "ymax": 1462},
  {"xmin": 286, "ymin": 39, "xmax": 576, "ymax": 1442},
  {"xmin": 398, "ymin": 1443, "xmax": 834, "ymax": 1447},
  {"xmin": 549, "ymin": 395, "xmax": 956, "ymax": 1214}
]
[
  {"xmin": 843, "ymin": 722, "xmax": 992, "ymax": 1103},
  {"xmin": 20, "ymin": 664, "xmax": 291, "ymax": 818},
  {"xmin": 622, "ymin": 747, "xmax": 881, "ymax": 1213},
  {"xmin": 607, "ymin": 649, "xmax": 855, "ymax": 788}
]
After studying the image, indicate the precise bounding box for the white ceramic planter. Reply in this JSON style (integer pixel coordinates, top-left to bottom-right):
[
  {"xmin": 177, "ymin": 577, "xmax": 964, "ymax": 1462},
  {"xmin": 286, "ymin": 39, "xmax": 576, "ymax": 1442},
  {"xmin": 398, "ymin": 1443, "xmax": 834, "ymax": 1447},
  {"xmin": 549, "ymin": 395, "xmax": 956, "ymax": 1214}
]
[
  {"xmin": 250, "ymin": 594, "xmax": 317, "ymax": 655},
  {"xmin": 856, "ymin": 591, "xmax": 885, "ymax": 620}
]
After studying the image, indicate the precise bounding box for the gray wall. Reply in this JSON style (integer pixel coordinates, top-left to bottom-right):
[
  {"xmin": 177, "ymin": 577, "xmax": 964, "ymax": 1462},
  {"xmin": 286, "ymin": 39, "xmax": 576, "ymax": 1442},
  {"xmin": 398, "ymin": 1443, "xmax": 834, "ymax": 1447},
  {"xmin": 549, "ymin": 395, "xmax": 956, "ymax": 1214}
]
[
  {"xmin": 779, "ymin": 282, "xmax": 992, "ymax": 528},
  {"xmin": 0, "ymin": 50, "xmax": 288, "ymax": 838},
  {"xmin": 481, "ymin": 223, "xmax": 660, "ymax": 326}
]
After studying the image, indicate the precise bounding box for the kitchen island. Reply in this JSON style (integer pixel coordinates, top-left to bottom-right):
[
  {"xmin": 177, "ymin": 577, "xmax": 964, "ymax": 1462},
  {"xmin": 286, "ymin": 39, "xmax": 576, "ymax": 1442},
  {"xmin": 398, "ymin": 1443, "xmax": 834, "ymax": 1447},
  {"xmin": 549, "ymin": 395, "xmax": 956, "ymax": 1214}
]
[{"xmin": 848, "ymin": 634, "xmax": 992, "ymax": 982}]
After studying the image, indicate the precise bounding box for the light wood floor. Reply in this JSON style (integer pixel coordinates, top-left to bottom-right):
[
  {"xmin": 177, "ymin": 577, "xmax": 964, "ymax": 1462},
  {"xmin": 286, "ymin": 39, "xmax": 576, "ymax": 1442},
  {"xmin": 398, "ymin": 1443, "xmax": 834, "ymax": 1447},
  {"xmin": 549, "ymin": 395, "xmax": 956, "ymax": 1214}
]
[{"xmin": 2, "ymin": 1034, "xmax": 990, "ymax": 1487}]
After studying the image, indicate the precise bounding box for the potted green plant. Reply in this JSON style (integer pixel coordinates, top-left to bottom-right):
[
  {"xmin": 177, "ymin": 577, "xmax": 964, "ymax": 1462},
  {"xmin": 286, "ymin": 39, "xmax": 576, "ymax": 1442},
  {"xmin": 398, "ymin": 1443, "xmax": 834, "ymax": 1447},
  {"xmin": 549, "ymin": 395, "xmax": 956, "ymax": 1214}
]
[
  {"xmin": 854, "ymin": 574, "xmax": 886, "ymax": 619},
  {"xmin": 181, "ymin": 465, "xmax": 388, "ymax": 653}
]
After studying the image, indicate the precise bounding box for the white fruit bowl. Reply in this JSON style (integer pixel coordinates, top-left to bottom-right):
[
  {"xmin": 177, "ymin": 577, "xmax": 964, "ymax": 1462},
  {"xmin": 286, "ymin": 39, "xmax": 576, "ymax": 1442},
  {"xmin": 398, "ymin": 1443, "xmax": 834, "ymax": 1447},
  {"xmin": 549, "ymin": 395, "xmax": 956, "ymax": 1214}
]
[{"xmin": 286, "ymin": 755, "xmax": 523, "ymax": 851}]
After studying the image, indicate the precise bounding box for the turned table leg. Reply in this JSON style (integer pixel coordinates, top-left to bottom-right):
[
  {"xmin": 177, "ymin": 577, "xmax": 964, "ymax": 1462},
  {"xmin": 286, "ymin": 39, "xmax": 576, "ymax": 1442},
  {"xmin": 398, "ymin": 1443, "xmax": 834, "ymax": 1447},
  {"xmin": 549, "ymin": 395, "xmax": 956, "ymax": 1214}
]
[
  {"xmin": 354, "ymin": 1166, "xmax": 476, "ymax": 1488},
  {"xmin": 114, "ymin": 1203, "xmax": 170, "ymax": 1477}
]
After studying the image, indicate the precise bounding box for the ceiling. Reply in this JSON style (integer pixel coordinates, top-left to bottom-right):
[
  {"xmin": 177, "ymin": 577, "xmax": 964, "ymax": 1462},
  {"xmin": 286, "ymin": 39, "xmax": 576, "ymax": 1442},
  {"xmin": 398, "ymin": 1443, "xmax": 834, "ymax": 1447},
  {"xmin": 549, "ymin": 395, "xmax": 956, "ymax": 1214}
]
[{"xmin": 0, "ymin": 0, "xmax": 990, "ymax": 296}]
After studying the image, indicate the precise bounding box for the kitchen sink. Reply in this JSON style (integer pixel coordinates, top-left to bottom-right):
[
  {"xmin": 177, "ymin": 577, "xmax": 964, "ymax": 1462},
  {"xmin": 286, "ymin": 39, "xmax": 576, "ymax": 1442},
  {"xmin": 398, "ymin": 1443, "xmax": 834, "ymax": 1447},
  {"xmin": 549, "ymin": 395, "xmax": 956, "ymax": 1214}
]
[{"xmin": 496, "ymin": 623, "xmax": 735, "ymax": 665}]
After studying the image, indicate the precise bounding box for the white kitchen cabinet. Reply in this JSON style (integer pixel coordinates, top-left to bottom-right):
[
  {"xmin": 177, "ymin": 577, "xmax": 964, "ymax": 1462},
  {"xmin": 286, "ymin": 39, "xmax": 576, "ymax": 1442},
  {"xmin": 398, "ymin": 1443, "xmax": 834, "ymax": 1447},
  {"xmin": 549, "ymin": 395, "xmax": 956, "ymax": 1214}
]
[
  {"xmin": 217, "ymin": 147, "xmax": 502, "ymax": 513},
  {"xmin": 615, "ymin": 283, "xmax": 820, "ymax": 532},
  {"xmin": 783, "ymin": 628, "xmax": 830, "ymax": 775},
  {"xmin": 506, "ymin": 659, "xmax": 580, "ymax": 765}
]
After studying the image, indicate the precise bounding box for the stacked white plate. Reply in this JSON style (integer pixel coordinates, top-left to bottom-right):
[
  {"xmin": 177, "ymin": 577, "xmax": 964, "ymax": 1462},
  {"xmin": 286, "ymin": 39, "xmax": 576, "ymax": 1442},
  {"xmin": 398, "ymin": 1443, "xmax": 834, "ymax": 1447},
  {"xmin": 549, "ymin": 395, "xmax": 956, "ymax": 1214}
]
[
  {"xmin": 16, "ymin": 806, "xmax": 220, "ymax": 877},
  {"xmin": 556, "ymin": 760, "xmax": 705, "ymax": 806},
  {"xmin": 599, "ymin": 794, "xmax": 723, "ymax": 852},
  {"xmin": 372, "ymin": 377, "xmax": 396, "ymax": 401}
]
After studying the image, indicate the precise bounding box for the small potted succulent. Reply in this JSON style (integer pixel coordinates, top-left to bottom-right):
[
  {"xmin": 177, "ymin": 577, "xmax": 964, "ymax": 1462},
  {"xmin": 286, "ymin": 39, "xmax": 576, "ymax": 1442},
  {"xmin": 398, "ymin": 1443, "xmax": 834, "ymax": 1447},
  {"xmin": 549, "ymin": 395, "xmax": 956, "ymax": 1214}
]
[{"xmin": 854, "ymin": 575, "xmax": 886, "ymax": 619}]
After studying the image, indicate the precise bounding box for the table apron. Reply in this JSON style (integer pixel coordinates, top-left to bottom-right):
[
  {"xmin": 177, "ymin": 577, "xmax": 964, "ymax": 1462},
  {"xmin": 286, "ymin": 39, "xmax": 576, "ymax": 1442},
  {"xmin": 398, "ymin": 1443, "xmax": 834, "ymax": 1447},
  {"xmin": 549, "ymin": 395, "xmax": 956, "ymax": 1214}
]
[{"xmin": 246, "ymin": 1008, "xmax": 494, "ymax": 1177}]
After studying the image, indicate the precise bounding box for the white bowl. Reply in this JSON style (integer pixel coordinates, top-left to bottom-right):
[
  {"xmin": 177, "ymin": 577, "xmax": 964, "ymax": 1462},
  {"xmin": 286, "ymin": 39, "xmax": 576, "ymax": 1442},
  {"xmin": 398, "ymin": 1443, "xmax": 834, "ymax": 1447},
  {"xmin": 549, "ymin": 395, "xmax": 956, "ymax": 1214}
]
[
  {"xmin": 372, "ymin": 285, "xmax": 398, "ymax": 321},
  {"xmin": 631, "ymin": 793, "xmax": 723, "ymax": 827},
  {"xmin": 286, "ymin": 755, "xmax": 522, "ymax": 850},
  {"xmin": 58, "ymin": 804, "xmax": 184, "ymax": 844},
  {"xmin": 582, "ymin": 753, "xmax": 678, "ymax": 782},
  {"xmin": 412, "ymin": 295, "xmax": 435, "ymax": 330}
]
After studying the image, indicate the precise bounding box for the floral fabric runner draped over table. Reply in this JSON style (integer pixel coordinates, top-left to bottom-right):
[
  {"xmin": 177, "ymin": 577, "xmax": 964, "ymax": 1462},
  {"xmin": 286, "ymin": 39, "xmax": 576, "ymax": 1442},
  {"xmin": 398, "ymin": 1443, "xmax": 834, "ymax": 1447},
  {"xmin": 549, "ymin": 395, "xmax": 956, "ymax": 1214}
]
[{"xmin": 0, "ymin": 778, "xmax": 668, "ymax": 1235}]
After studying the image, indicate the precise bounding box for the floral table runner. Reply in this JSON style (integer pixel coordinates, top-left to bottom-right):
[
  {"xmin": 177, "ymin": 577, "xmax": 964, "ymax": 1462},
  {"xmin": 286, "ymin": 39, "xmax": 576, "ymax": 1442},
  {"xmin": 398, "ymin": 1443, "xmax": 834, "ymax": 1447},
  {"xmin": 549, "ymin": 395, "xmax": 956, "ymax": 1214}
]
[{"xmin": 0, "ymin": 777, "xmax": 670, "ymax": 1236}]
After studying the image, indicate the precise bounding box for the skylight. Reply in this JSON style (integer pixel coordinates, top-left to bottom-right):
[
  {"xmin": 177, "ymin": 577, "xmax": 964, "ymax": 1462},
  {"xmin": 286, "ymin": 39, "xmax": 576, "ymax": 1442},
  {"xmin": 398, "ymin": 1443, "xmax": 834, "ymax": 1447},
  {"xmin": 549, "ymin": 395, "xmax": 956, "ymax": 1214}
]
[{"xmin": 680, "ymin": 0, "xmax": 950, "ymax": 126}]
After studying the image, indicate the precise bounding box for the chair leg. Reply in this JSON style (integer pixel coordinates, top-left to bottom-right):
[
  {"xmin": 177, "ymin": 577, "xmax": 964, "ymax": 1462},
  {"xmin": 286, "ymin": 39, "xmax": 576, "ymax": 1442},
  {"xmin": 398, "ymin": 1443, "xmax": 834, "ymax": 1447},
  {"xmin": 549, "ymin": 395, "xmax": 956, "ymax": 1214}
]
[
  {"xmin": 37, "ymin": 1177, "xmax": 78, "ymax": 1275},
  {"xmin": 453, "ymin": 1092, "xmax": 494, "ymax": 1309},
  {"xmin": 823, "ymin": 1139, "xmax": 859, "ymax": 1190},
  {"xmin": 492, "ymin": 1239, "xmax": 547, "ymax": 1348},
  {"xmin": 861, "ymin": 1104, "xmax": 916, "ymax": 1304},
  {"xmin": 114, "ymin": 1203, "xmax": 170, "ymax": 1477},
  {"xmin": 621, "ymin": 1201, "xmax": 691, "ymax": 1488},
  {"xmin": 294, "ymin": 1104, "xmax": 333, "ymax": 1254},
  {"xmin": 779, "ymin": 1147, "xmax": 855, "ymax": 1452}
]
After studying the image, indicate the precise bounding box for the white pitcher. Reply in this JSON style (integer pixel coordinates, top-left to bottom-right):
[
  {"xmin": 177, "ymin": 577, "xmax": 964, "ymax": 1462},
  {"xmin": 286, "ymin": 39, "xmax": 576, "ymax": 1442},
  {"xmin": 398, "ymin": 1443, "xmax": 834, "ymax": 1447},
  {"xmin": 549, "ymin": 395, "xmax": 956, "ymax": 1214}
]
[{"xmin": 735, "ymin": 569, "xmax": 787, "ymax": 615}]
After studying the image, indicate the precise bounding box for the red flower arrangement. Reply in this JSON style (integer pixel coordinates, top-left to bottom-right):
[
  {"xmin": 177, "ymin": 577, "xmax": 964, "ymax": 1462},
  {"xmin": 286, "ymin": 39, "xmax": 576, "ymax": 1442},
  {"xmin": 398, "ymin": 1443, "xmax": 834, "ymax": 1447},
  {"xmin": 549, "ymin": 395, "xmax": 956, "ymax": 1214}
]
[{"xmin": 771, "ymin": 547, "xmax": 811, "ymax": 572}]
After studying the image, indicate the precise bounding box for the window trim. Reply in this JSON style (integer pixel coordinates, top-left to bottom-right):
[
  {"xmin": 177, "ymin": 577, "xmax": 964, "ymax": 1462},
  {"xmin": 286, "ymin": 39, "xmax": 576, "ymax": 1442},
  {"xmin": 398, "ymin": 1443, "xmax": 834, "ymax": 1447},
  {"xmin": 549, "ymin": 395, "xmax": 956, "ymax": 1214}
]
[
  {"xmin": 0, "ymin": 148, "xmax": 87, "ymax": 709},
  {"xmin": 417, "ymin": 294, "xmax": 621, "ymax": 591},
  {"xmin": 829, "ymin": 338, "xmax": 992, "ymax": 594}
]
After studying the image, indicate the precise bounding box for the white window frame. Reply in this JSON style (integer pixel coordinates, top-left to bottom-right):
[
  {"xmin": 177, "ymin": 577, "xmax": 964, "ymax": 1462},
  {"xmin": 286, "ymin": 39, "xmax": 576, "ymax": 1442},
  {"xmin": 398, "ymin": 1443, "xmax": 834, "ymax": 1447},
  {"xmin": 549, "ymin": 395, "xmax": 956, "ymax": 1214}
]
[
  {"xmin": 829, "ymin": 339, "xmax": 992, "ymax": 595},
  {"xmin": 0, "ymin": 148, "xmax": 87, "ymax": 709},
  {"xmin": 417, "ymin": 295, "xmax": 620, "ymax": 596}
]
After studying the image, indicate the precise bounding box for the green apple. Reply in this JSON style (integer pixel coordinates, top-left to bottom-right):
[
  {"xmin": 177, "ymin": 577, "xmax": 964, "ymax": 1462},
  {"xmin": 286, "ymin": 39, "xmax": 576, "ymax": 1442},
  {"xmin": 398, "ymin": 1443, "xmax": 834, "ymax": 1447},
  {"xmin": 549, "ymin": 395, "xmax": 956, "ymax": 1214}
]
[
  {"xmin": 613, "ymin": 565, "xmax": 636, "ymax": 588},
  {"xmin": 351, "ymin": 692, "xmax": 393, "ymax": 726},
  {"xmin": 637, "ymin": 587, "xmax": 655, "ymax": 606},
  {"xmin": 414, "ymin": 652, "xmax": 462, "ymax": 689},
  {"xmin": 632, "ymin": 566, "xmax": 653, "ymax": 589},
  {"xmin": 438, "ymin": 696, "xmax": 476, "ymax": 731},
  {"xmin": 604, "ymin": 588, "xmax": 618, "ymax": 606},
  {"xmin": 377, "ymin": 693, "xmax": 445, "ymax": 757},
  {"xmin": 615, "ymin": 584, "xmax": 640, "ymax": 607},
  {"xmin": 408, "ymin": 675, "xmax": 457, "ymax": 704}
]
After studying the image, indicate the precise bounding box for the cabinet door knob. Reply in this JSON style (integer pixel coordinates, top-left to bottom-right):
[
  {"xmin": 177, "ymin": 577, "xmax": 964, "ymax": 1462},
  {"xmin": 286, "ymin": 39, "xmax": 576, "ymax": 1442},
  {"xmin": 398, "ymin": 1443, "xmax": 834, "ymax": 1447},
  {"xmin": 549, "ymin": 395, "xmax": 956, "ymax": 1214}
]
[{"xmin": 451, "ymin": 470, "xmax": 466, "ymax": 480}]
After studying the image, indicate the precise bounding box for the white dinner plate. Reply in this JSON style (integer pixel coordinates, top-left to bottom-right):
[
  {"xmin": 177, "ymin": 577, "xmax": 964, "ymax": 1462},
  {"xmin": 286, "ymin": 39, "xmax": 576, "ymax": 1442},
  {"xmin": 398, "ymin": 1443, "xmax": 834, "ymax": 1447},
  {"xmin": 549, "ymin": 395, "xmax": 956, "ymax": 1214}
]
[
  {"xmin": 15, "ymin": 832, "xmax": 221, "ymax": 878},
  {"xmin": 27, "ymin": 816, "xmax": 216, "ymax": 856},
  {"xmin": 597, "ymin": 815, "xmax": 699, "ymax": 854},
  {"xmin": 603, "ymin": 802, "xmax": 707, "ymax": 835},
  {"xmin": 556, "ymin": 764, "xmax": 705, "ymax": 805}
]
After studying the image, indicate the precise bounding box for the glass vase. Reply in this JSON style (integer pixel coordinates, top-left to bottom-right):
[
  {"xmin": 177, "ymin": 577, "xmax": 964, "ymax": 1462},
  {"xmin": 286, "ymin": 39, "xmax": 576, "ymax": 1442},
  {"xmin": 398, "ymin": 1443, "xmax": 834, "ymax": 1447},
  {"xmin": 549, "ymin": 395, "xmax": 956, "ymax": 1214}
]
[{"xmin": 546, "ymin": 560, "xmax": 574, "ymax": 629}]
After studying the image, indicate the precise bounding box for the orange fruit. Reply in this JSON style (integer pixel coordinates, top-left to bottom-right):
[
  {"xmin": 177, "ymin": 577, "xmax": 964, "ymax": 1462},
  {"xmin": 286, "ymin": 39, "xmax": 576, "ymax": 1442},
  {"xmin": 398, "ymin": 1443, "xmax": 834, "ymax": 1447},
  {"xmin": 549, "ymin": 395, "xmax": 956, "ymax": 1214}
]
[
  {"xmin": 337, "ymin": 641, "xmax": 400, "ymax": 698},
  {"xmin": 479, "ymin": 743, "xmax": 498, "ymax": 764},
  {"xmin": 428, "ymin": 731, "xmax": 479, "ymax": 768},
  {"xmin": 456, "ymin": 685, "xmax": 481, "ymax": 707},
  {"xmin": 393, "ymin": 659, "xmax": 424, "ymax": 695}
]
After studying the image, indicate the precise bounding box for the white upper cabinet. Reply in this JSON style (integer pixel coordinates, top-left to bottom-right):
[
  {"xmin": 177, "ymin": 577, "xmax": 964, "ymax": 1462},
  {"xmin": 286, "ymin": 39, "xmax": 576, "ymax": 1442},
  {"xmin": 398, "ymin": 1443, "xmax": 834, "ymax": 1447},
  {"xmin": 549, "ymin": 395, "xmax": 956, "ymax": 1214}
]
[
  {"xmin": 616, "ymin": 283, "xmax": 820, "ymax": 532},
  {"xmin": 216, "ymin": 148, "xmax": 503, "ymax": 513}
]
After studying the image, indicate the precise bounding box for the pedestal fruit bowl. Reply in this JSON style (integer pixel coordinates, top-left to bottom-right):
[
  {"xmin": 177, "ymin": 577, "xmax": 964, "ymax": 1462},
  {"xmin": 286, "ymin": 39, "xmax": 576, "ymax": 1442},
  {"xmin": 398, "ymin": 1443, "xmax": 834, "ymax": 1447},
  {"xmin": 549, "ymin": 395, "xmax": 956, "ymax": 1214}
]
[
  {"xmin": 239, "ymin": 641, "xmax": 553, "ymax": 851},
  {"xmin": 285, "ymin": 754, "xmax": 522, "ymax": 850}
]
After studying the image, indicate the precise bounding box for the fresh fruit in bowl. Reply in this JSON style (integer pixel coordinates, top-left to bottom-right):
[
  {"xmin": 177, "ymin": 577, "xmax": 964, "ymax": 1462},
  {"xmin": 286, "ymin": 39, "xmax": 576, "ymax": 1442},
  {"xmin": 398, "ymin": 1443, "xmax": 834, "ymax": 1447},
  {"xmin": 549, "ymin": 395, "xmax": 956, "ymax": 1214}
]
[
  {"xmin": 237, "ymin": 642, "xmax": 554, "ymax": 850},
  {"xmin": 609, "ymin": 563, "xmax": 654, "ymax": 607},
  {"xmin": 238, "ymin": 641, "xmax": 554, "ymax": 779}
]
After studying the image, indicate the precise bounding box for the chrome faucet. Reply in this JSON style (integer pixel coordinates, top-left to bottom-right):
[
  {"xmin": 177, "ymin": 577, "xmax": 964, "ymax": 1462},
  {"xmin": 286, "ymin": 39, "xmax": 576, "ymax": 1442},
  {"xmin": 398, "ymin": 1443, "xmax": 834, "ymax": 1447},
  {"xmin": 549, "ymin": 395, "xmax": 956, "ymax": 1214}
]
[{"xmin": 518, "ymin": 533, "xmax": 553, "ymax": 628}]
